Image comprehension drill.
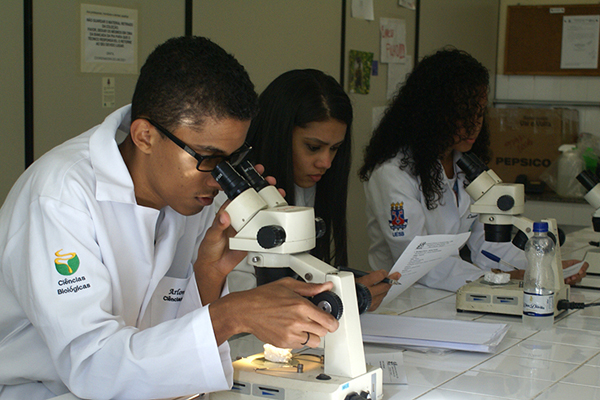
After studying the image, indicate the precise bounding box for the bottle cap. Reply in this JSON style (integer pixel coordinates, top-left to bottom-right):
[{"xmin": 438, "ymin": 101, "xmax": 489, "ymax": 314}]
[{"xmin": 533, "ymin": 221, "xmax": 549, "ymax": 232}]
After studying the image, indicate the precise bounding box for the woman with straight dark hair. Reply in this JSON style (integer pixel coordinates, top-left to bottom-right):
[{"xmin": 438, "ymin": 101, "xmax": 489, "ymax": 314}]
[{"xmin": 227, "ymin": 69, "xmax": 399, "ymax": 310}]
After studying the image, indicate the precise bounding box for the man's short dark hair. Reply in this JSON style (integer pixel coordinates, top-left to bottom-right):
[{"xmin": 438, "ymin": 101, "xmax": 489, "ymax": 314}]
[{"xmin": 131, "ymin": 36, "xmax": 258, "ymax": 130}]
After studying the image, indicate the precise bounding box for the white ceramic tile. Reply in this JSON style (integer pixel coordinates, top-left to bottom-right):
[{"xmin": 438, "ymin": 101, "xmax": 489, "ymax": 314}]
[
  {"xmin": 533, "ymin": 382, "xmax": 600, "ymax": 399},
  {"xmin": 585, "ymin": 352, "xmax": 600, "ymax": 367},
  {"xmin": 402, "ymin": 365, "xmax": 461, "ymax": 387},
  {"xmin": 507, "ymin": 76, "xmax": 535, "ymax": 100},
  {"xmin": 580, "ymin": 108, "xmax": 600, "ymax": 135},
  {"xmin": 531, "ymin": 327, "xmax": 600, "ymax": 348},
  {"xmin": 383, "ymin": 383, "xmax": 431, "ymax": 400},
  {"xmin": 561, "ymin": 365, "xmax": 600, "ymax": 387},
  {"xmin": 581, "ymin": 303, "xmax": 600, "ymax": 318},
  {"xmin": 504, "ymin": 339, "xmax": 599, "ymax": 364},
  {"xmin": 585, "ymin": 78, "xmax": 600, "ymax": 102},
  {"xmin": 476, "ymin": 314, "xmax": 537, "ymax": 340},
  {"xmin": 495, "ymin": 75, "xmax": 510, "ymax": 100},
  {"xmin": 560, "ymin": 77, "xmax": 589, "ymax": 102},
  {"xmin": 378, "ymin": 286, "xmax": 452, "ymax": 315},
  {"xmin": 473, "ymin": 354, "xmax": 578, "ymax": 382},
  {"xmin": 402, "ymin": 347, "xmax": 494, "ymax": 374},
  {"xmin": 438, "ymin": 370, "xmax": 553, "ymax": 399},
  {"xmin": 533, "ymin": 76, "xmax": 562, "ymax": 101},
  {"xmin": 401, "ymin": 301, "xmax": 483, "ymax": 320},
  {"xmin": 417, "ymin": 388, "xmax": 512, "ymax": 399},
  {"xmin": 554, "ymin": 314, "xmax": 600, "ymax": 331}
]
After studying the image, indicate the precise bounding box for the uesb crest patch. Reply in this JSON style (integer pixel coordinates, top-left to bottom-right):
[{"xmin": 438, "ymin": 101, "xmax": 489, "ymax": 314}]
[{"xmin": 389, "ymin": 202, "xmax": 408, "ymax": 237}]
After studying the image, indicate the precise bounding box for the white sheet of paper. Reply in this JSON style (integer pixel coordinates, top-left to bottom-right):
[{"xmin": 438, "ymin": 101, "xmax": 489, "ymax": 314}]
[
  {"xmin": 380, "ymin": 232, "xmax": 471, "ymax": 307},
  {"xmin": 361, "ymin": 314, "xmax": 509, "ymax": 353},
  {"xmin": 351, "ymin": 0, "xmax": 374, "ymax": 21},
  {"xmin": 364, "ymin": 346, "xmax": 407, "ymax": 384},
  {"xmin": 561, "ymin": 15, "xmax": 600, "ymax": 69}
]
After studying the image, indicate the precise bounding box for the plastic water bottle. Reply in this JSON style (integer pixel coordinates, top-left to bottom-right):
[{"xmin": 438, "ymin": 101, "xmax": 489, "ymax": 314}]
[{"xmin": 523, "ymin": 222, "xmax": 556, "ymax": 330}]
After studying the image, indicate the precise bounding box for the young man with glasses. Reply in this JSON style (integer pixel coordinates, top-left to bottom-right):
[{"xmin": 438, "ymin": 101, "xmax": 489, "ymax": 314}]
[{"xmin": 0, "ymin": 36, "xmax": 338, "ymax": 400}]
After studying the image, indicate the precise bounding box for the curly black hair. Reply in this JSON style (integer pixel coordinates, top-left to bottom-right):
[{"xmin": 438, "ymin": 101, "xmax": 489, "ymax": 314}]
[
  {"xmin": 359, "ymin": 47, "xmax": 490, "ymax": 210},
  {"xmin": 131, "ymin": 36, "xmax": 258, "ymax": 131}
]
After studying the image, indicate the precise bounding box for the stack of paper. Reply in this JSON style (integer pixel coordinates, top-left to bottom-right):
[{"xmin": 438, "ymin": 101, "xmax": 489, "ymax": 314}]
[{"xmin": 361, "ymin": 314, "xmax": 509, "ymax": 353}]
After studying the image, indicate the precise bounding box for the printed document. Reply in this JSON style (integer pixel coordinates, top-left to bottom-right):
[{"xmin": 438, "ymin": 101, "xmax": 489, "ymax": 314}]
[{"xmin": 381, "ymin": 232, "xmax": 470, "ymax": 307}]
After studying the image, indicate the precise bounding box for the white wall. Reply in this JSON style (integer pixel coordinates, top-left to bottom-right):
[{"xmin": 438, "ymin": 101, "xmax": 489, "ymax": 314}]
[{"xmin": 1, "ymin": 2, "xmax": 24, "ymax": 204}]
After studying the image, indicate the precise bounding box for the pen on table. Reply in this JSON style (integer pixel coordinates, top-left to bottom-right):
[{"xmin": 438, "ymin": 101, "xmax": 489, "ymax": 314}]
[
  {"xmin": 338, "ymin": 266, "xmax": 401, "ymax": 285},
  {"xmin": 481, "ymin": 250, "xmax": 519, "ymax": 271}
]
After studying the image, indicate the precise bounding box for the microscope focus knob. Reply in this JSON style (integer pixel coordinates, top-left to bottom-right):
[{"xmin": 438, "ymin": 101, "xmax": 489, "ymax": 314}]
[
  {"xmin": 496, "ymin": 195, "xmax": 515, "ymax": 211},
  {"xmin": 257, "ymin": 225, "xmax": 286, "ymax": 249},
  {"xmin": 355, "ymin": 283, "xmax": 372, "ymax": 314},
  {"xmin": 310, "ymin": 291, "xmax": 343, "ymax": 320}
]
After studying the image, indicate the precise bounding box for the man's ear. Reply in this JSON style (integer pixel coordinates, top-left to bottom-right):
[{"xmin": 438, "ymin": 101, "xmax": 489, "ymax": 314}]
[{"xmin": 130, "ymin": 119, "xmax": 157, "ymax": 155}]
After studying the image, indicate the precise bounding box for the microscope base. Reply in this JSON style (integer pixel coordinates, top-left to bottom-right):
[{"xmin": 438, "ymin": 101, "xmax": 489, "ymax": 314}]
[
  {"xmin": 583, "ymin": 249, "xmax": 600, "ymax": 275},
  {"xmin": 456, "ymin": 277, "xmax": 570, "ymax": 316},
  {"xmin": 211, "ymin": 352, "xmax": 383, "ymax": 400}
]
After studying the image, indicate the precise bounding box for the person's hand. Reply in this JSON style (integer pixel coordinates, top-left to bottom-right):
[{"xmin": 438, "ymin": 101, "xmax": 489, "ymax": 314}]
[
  {"xmin": 209, "ymin": 277, "xmax": 339, "ymax": 347},
  {"xmin": 194, "ymin": 205, "xmax": 247, "ymax": 305},
  {"xmin": 355, "ymin": 270, "xmax": 401, "ymax": 311},
  {"xmin": 562, "ymin": 259, "xmax": 588, "ymax": 285}
]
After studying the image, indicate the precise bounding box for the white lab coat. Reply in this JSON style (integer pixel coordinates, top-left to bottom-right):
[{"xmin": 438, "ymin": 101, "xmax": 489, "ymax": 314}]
[
  {"xmin": 364, "ymin": 151, "xmax": 525, "ymax": 292},
  {"xmin": 0, "ymin": 105, "xmax": 232, "ymax": 399}
]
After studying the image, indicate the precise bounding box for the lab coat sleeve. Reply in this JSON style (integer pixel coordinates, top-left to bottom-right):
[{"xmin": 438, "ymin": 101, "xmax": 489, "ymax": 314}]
[
  {"xmin": 366, "ymin": 163, "xmax": 483, "ymax": 292},
  {"xmin": 4, "ymin": 196, "xmax": 231, "ymax": 399}
]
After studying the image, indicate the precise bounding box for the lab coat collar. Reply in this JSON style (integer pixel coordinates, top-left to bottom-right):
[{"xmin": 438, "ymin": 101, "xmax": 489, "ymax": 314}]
[{"xmin": 90, "ymin": 105, "xmax": 137, "ymax": 204}]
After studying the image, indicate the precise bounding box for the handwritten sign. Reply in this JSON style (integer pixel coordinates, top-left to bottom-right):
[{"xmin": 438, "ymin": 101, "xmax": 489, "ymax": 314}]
[{"xmin": 380, "ymin": 18, "xmax": 406, "ymax": 64}]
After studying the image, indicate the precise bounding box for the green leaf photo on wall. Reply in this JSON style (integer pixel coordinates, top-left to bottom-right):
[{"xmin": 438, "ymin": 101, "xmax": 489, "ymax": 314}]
[{"xmin": 349, "ymin": 50, "xmax": 373, "ymax": 94}]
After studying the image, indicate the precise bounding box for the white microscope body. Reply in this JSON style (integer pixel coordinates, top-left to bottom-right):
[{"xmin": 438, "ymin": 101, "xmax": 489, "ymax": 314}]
[
  {"xmin": 575, "ymin": 170, "xmax": 600, "ymax": 275},
  {"xmin": 455, "ymin": 153, "xmax": 569, "ymax": 315},
  {"xmin": 211, "ymin": 161, "xmax": 382, "ymax": 400}
]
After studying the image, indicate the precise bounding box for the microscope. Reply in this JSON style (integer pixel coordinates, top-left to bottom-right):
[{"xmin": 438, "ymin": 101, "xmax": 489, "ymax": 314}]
[
  {"xmin": 210, "ymin": 160, "xmax": 382, "ymax": 400},
  {"xmin": 455, "ymin": 153, "xmax": 569, "ymax": 316},
  {"xmin": 575, "ymin": 170, "xmax": 600, "ymax": 275}
]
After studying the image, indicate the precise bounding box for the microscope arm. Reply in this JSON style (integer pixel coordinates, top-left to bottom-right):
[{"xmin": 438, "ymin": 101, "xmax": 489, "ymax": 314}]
[{"xmin": 247, "ymin": 251, "xmax": 367, "ymax": 379}]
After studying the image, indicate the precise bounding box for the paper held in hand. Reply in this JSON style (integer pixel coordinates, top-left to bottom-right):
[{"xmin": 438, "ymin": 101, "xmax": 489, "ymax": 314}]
[{"xmin": 380, "ymin": 232, "xmax": 471, "ymax": 307}]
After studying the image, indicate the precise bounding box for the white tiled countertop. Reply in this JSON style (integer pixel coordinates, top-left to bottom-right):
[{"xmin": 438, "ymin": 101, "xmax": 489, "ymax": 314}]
[{"xmin": 372, "ymin": 284, "xmax": 600, "ymax": 400}]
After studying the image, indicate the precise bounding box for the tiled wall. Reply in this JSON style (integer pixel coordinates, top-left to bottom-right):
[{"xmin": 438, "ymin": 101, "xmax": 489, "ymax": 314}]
[{"xmin": 495, "ymin": 74, "xmax": 600, "ymax": 136}]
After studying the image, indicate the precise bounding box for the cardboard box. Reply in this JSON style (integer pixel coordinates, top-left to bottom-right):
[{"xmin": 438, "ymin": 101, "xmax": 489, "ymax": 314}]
[{"xmin": 487, "ymin": 108, "xmax": 579, "ymax": 184}]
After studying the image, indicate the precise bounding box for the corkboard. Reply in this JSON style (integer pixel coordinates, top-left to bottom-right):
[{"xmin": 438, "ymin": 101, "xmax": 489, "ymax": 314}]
[{"xmin": 505, "ymin": 4, "xmax": 600, "ymax": 76}]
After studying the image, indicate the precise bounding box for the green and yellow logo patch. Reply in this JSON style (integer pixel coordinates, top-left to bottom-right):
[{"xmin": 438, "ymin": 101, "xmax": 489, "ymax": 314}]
[{"xmin": 54, "ymin": 250, "xmax": 80, "ymax": 276}]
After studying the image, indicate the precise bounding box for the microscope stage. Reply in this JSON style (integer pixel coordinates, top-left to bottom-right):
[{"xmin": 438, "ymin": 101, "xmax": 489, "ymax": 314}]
[{"xmin": 456, "ymin": 277, "xmax": 570, "ymax": 316}]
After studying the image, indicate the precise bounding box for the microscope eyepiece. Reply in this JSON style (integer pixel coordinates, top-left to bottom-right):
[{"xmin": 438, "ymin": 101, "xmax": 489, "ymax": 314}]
[
  {"xmin": 457, "ymin": 152, "xmax": 489, "ymax": 183},
  {"xmin": 234, "ymin": 160, "xmax": 270, "ymax": 192},
  {"xmin": 211, "ymin": 161, "xmax": 251, "ymax": 200}
]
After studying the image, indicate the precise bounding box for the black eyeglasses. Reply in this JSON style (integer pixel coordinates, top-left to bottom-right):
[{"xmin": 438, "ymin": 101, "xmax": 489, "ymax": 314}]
[{"xmin": 142, "ymin": 118, "xmax": 251, "ymax": 172}]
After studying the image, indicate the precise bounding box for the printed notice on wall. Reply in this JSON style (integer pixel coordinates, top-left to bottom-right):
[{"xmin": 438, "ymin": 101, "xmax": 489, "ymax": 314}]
[
  {"xmin": 560, "ymin": 15, "xmax": 600, "ymax": 69},
  {"xmin": 81, "ymin": 4, "xmax": 138, "ymax": 74}
]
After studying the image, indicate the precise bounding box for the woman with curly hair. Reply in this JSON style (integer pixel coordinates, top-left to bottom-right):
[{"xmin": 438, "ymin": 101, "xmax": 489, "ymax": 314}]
[
  {"xmin": 226, "ymin": 69, "xmax": 399, "ymax": 309},
  {"xmin": 359, "ymin": 48, "xmax": 587, "ymax": 291}
]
